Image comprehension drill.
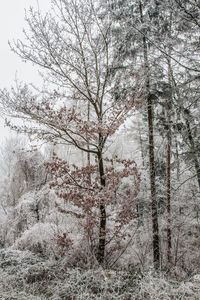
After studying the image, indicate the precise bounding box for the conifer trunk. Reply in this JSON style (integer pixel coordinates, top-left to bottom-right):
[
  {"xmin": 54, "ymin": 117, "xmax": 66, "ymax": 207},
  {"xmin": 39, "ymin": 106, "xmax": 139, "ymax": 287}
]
[
  {"xmin": 166, "ymin": 116, "xmax": 172, "ymax": 263},
  {"xmin": 184, "ymin": 113, "xmax": 200, "ymax": 192},
  {"xmin": 167, "ymin": 47, "xmax": 172, "ymax": 264},
  {"xmin": 139, "ymin": 1, "xmax": 160, "ymax": 269}
]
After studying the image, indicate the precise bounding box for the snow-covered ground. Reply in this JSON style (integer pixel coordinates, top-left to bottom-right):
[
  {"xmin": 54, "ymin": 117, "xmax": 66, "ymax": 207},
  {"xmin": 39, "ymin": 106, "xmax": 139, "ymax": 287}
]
[{"xmin": 0, "ymin": 248, "xmax": 200, "ymax": 300}]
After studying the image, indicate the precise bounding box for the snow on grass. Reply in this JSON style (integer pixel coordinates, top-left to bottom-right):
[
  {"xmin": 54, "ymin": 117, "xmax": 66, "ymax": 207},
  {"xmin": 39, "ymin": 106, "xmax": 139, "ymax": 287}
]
[{"xmin": 0, "ymin": 249, "xmax": 200, "ymax": 299}]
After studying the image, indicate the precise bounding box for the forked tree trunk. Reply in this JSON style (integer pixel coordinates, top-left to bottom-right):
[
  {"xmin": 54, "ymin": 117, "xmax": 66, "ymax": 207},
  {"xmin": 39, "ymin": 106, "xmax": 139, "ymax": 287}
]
[{"xmin": 139, "ymin": 1, "xmax": 160, "ymax": 269}]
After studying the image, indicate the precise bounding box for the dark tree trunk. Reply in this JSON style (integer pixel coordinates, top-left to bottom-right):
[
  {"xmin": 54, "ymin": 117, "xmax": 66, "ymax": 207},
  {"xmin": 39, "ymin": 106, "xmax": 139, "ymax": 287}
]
[
  {"xmin": 97, "ymin": 149, "xmax": 106, "ymax": 264},
  {"xmin": 147, "ymin": 93, "xmax": 160, "ymax": 269},
  {"xmin": 184, "ymin": 113, "xmax": 200, "ymax": 192},
  {"xmin": 139, "ymin": 1, "xmax": 160, "ymax": 269},
  {"xmin": 175, "ymin": 136, "xmax": 180, "ymax": 181},
  {"xmin": 166, "ymin": 120, "xmax": 172, "ymax": 263},
  {"xmin": 167, "ymin": 55, "xmax": 172, "ymax": 264},
  {"xmin": 87, "ymin": 102, "xmax": 92, "ymax": 185}
]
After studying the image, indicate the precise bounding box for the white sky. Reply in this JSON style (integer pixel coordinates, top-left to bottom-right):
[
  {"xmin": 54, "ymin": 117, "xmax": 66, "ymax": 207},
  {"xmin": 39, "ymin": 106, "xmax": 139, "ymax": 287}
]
[{"xmin": 0, "ymin": 0, "xmax": 50, "ymax": 141}]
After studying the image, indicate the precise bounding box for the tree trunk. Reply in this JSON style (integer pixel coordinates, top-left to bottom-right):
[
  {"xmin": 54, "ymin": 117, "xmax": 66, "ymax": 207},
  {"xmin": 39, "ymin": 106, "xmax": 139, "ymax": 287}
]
[
  {"xmin": 184, "ymin": 112, "xmax": 200, "ymax": 192},
  {"xmin": 147, "ymin": 93, "xmax": 160, "ymax": 269},
  {"xmin": 97, "ymin": 150, "xmax": 107, "ymax": 264},
  {"xmin": 167, "ymin": 52, "xmax": 172, "ymax": 264},
  {"xmin": 139, "ymin": 1, "xmax": 160, "ymax": 269},
  {"xmin": 87, "ymin": 102, "xmax": 92, "ymax": 185},
  {"xmin": 175, "ymin": 136, "xmax": 180, "ymax": 181},
  {"xmin": 166, "ymin": 115, "xmax": 172, "ymax": 263}
]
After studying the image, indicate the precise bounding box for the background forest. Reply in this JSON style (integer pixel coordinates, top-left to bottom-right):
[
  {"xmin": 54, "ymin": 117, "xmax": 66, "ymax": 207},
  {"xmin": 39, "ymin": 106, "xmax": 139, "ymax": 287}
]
[{"xmin": 0, "ymin": 0, "xmax": 199, "ymax": 299}]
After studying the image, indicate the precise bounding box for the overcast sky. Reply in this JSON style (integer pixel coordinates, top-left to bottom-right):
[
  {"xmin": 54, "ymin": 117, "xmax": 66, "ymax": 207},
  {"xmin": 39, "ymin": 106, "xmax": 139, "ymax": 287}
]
[{"xmin": 0, "ymin": 0, "xmax": 50, "ymax": 141}]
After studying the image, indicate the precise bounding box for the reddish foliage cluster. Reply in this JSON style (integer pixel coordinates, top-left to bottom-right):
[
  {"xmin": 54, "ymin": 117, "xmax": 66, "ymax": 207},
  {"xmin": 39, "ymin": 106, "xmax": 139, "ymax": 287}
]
[
  {"xmin": 56, "ymin": 232, "xmax": 73, "ymax": 257},
  {"xmin": 47, "ymin": 153, "xmax": 141, "ymax": 252},
  {"xmin": 4, "ymin": 86, "xmax": 138, "ymax": 151}
]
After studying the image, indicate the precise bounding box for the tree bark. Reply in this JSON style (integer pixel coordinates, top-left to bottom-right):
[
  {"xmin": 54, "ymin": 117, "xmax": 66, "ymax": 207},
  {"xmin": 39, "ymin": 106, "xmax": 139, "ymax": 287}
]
[
  {"xmin": 147, "ymin": 94, "xmax": 160, "ymax": 269},
  {"xmin": 184, "ymin": 112, "xmax": 200, "ymax": 192},
  {"xmin": 87, "ymin": 102, "xmax": 92, "ymax": 185},
  {"xmin": 167, "ymin": 43, "xmax": 172, "ymax": 263},
  {"xmin": 166, "ymin": 115, "xmax": 172, "ymax": 263},
  {"xmin": 139, "ymin": 1, "xmax": 160, "ymax": 269},
  {"xmin": 97, "ymin": 149, "xmax": 106, "ymax": 264}
]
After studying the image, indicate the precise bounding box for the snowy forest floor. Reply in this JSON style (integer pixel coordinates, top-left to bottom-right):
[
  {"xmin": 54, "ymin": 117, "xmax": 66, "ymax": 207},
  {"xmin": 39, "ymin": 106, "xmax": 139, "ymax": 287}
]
[{"xmin": 0, "ymin": 249, "xmax": 200, "ymax": 300}]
